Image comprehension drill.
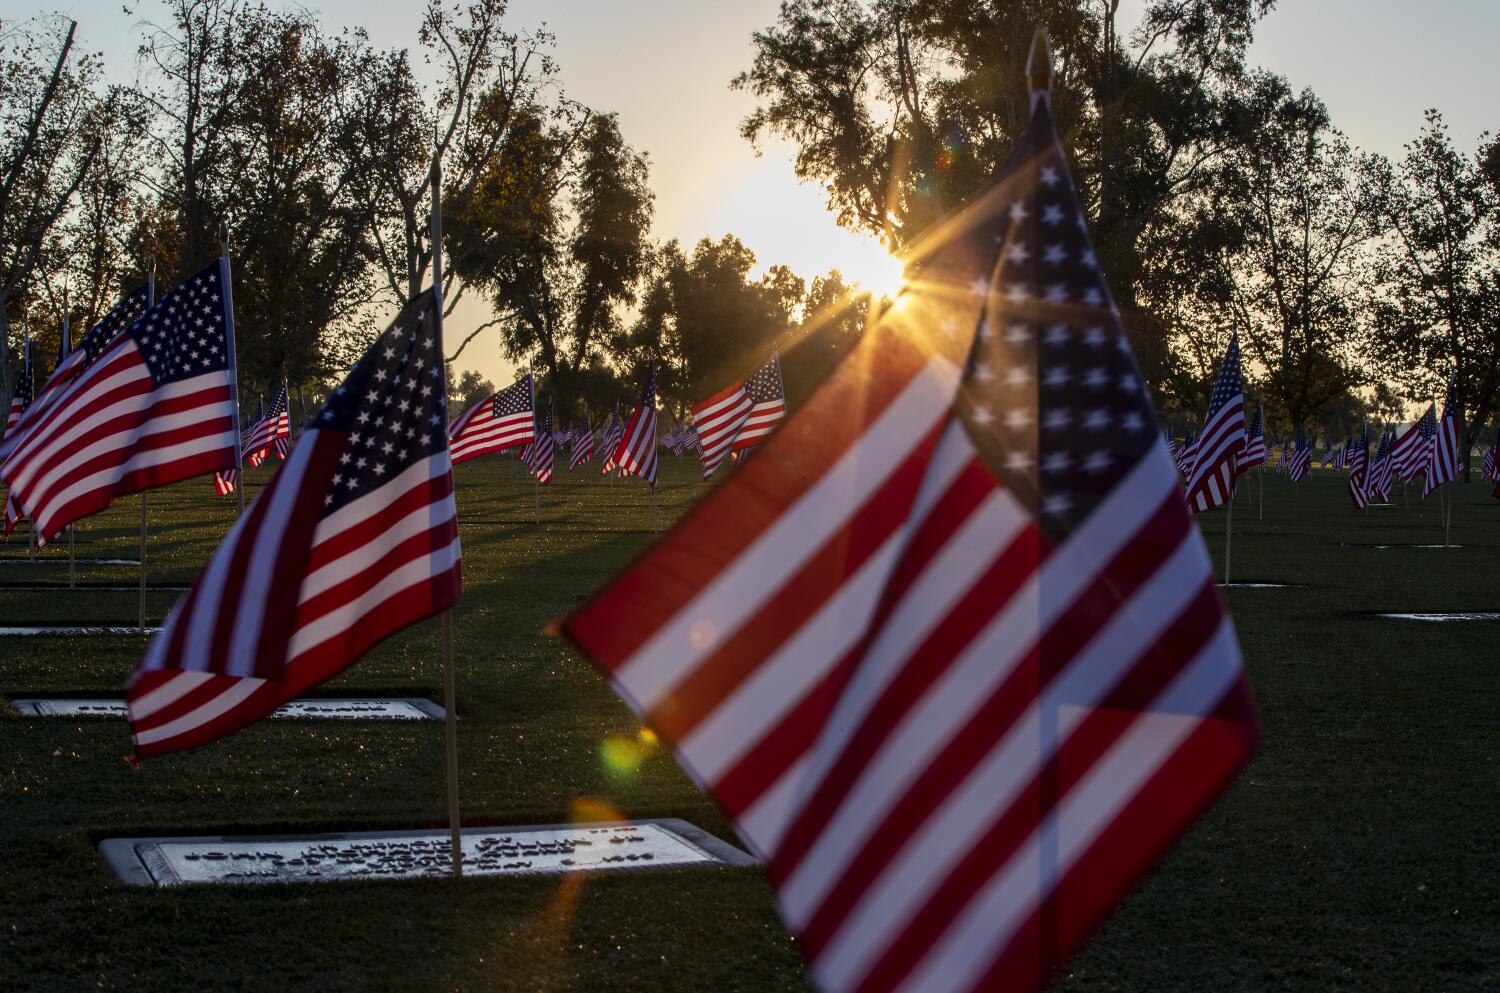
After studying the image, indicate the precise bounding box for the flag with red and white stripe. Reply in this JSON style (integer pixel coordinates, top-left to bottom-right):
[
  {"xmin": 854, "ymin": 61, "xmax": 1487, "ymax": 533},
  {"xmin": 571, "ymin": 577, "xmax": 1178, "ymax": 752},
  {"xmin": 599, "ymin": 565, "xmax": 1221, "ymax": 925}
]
[
  {"xmin": 693, "ymin": 379, "xmax": 753, "ymax": 479},
  {"xmin": 1347, "ymin": 424, "xmax": 1369, "ymax": 509},
  {"xmin": 1423, "ymin": 374, "xmax": 1461, "ymax": 498},
  {"xmin": 611, "ymin": 364, "xmax": 658, "ymax": 488},
  {"xmin": 527, "ymin": 400, "xmax": 555, "ymax": 485},
  {"xmin": 126, "ymin": 288, "xmax": 460, "ymax": 759},
  {"xmin": 212, "ymin": 468, "xmax": 237, "ymax": 496},
  {"xmin": 0, "ymin": 262, "xmax": 237, "ymax": 544},
  {"xmin": 564, "ymin": 89, "xmax": 1254, "ymax": 993},
  {"xmin": 599, "ymin": 405, "xmax": 624, "ymax": 474},
  {"xmin": 732, "ymin": 353, "xmax": 787, "ymax": 453},
  {"xmin": 1288, "ymin": 427, "xmax": 1312, "ymax": 483},
  {"xmin": 1239, "ymin": 405, "xmax": 1266, "ymax": 473},
  {"xmin": 570, "ymin": 410, "xmax": 594, "ymax": 469},
  {"xmin": 1366, "ymin": 428, "xmax": 1394, "ymax": 504},
  {"xmin": 1391, "ymin": 404, "xmax": 1435, "ymax": 481},
  {"xmin": 1184, "ymin": 336, "xmax": 1245, "ymax": 512},
  {"xmin": 448, "ymin": 373, "xmax": 534, "ymax": 465},
  {"xmin": 243, "ymin": 383, "xmax": 290, "ymax": 461}
]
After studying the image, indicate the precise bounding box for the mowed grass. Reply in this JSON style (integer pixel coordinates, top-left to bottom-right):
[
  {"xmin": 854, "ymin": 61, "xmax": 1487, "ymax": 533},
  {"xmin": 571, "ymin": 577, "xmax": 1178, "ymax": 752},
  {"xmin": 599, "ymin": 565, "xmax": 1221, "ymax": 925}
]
[{"xmin": 1, "ymin": 456, "xmax": 1498, "ymax": 992}]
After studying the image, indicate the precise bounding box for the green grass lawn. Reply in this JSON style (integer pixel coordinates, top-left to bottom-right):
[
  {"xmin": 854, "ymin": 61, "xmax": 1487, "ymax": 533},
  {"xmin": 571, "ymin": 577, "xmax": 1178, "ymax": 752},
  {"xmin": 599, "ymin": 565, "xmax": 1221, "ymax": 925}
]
[{"xmin": 2, "ymin": 457, "xmax": 1498, "ymax": 992}]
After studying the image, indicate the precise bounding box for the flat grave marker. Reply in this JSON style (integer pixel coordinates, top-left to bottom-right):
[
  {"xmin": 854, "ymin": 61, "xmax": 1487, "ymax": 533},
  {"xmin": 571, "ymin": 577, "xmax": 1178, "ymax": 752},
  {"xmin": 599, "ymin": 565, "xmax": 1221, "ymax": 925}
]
[
  {"xmin": 1376, "ymin": 612, "xmax": 1500, "ymax": 622},
  {"xmin": 100, "ymin": 819, "xmax": 754, "ymax": 886},
  {"xmin": 10, "ymin": 697, "xmax": 444, "ymax": 719}
]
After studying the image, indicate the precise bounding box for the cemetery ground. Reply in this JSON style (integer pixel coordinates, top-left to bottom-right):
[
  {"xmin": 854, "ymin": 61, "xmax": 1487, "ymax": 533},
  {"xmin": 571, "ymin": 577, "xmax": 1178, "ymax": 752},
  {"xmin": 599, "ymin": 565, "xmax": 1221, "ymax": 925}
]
[{"xmin": 2, "ymin": 458, "xmax": 1498, "ymax": 993}]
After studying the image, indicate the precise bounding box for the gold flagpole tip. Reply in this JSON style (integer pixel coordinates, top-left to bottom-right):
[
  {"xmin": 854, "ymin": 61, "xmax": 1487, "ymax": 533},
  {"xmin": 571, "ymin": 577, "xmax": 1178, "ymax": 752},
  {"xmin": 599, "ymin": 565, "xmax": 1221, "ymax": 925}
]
[{"xmin": 1026, "ymin": 26, "xmax": 1053, "ymax": 95}]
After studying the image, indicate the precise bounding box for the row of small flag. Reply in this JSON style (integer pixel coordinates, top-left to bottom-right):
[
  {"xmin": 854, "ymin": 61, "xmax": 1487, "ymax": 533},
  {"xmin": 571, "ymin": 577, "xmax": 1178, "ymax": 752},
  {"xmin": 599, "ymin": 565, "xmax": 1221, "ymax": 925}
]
[{"xmin": 1170, "ymin": 333, "xmax": 1476, "ymax": 510}]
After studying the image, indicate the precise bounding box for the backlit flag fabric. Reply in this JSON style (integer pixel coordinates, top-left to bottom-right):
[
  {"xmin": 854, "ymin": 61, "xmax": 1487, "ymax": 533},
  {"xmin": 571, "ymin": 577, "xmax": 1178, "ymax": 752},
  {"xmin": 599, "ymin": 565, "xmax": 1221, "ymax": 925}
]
[
  {"xmin": 1367, "ymin": 429, "xmax": 1393, "ymax": 504},
  {"xmin": 3, "ymin": 337, "xmax": 34, "ymax": 533},
  {"xmin": 1391, "ymin": 404, "xmax": 1435, "ymax": 481},
  {"xmin": 570, "ymin": 411, "xmax": 594, "ymax": 470},
  {"xmin": 1239, "ymin": 406, "xmax": 1266, "ymax": 473},
  {"xmin": 611, "ymin": 364, "xmax": 658, "ymax": 489},
  {"xmin": 731, "ymin": 353, "xmax": 788, "ymax": 452},
  {"xmin": 600, "ymin": 406, "xmax": 624, "ymax": 474},
  {"xmin": 1347, "ymin": 424, "xmax": 1369, "ymax": 509},
  {"xmin": 1184, "ymin": 336, "xmax": 1245, "ymax": 512},
  {"xmin": 692, "ymin": 380, "xmax": 752, "ymax": 479},
  {"xmin": 528, "ymin": 401, "xmax": 555, "ymax": 485},
  {"xmin": 1481, "ymin": 446, "xmax": 1496, "ymax": 482},
  {"xmin": 126, "ymin": 288, "xmax": 460, "ymax": 759},
  {"xmin": 564, "ymin": 90, "xmax": 1254, "ymax": 993},
  {"xmin": 448, "ymin": 373, "xmax": 534, "ymax": 465},
  {"xmin": 1289, "ymin": 427, "xmax": 1312, "ymax": 483},
  {"xmin": 213, "ymin": 468, "xmax": 237, "ymax": 496},
  {"xmin": 0, "ymin": 262, "xmax": 237, "ymax": 544},
  {"xmin": 1172, "ymin": 433, "xmax": 1195, "ymax": 475},
  {"xmin": 1423, "ymin": 374, "xmax": 1461, "ymax": 498},
  {"xmin": 243, "ymin": 383, "xmax": 290, "ymax": 460}
]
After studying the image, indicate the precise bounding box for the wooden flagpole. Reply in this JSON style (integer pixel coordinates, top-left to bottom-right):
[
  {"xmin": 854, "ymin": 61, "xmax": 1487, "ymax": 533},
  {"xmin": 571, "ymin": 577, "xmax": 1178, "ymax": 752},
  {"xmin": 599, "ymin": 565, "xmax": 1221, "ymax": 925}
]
[
  {"xmin": 432, "ymin": 150, "xmax": 464, "ymax": 879},
  {"xmin": 219, "ymin": 226, "xmax": 246, "ymax": 518},
  {"xmin": 139, "ymin": 259, "xmax": 156, "ymax": 633}
]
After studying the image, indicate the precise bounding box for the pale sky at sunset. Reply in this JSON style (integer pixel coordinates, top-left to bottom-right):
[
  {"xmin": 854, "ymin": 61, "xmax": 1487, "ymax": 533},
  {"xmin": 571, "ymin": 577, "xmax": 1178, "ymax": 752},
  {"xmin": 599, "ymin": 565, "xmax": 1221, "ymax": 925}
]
[{"xmin": 35, "ymin": 0, "xmax": 1500, "ymax": 387}]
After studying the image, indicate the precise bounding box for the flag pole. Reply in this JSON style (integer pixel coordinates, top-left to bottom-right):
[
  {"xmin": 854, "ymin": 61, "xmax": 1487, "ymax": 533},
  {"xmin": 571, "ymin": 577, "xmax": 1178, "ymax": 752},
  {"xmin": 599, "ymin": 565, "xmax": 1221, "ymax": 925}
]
[
  {"xmin": 530, "ymin": 359, "xmax": 540, "ymax": 525},
  {"xmin": 62, "ymin": 289, "xmax": 74, "ymax": 588},
  {"xmin": 24, "ymin": 306, "xmax": 36, "ymax": 562},
  {"xmin": 431, "ymin": 149, "xmax": 463, "ymax": 880},
  {"xmin": 1258, "ymin": 466, "xmax": 1263, "ymax": 520},
  {"xmin": 139, "ymin": 259, "xmax": 156, "ymax": 633},
  {"xmin": 1224, "ymin": 484, "xmax": 1234, "ymax": 585},
  {"xmin": 220, "ymin": 225, "xmax": 246, "ymax": 518}
]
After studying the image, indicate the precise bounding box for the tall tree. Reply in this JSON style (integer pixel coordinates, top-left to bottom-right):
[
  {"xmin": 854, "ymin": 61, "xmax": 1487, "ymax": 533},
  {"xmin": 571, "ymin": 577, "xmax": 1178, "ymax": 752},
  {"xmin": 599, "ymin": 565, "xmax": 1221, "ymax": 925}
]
[{"xmin": 1371, "ymin": 111, "xmax": 1500, "ymax": 468}]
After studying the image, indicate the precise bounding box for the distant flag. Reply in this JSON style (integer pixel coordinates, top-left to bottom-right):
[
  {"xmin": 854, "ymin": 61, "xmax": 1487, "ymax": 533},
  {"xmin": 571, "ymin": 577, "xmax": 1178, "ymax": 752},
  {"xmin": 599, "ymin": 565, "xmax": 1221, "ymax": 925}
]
[
  {"xmin": 692, "ymin": 381, "xmax": 752, "ymax": 478},
  {"xmin": 1320, "ymin": 446, "xmax": 1336, "ymax": 470},
  {"xmin": 1347, "ymin": 424, "xmax": 1369, "ymax": 509},
  {"xmin": 1172, "ymin": 431, "xmax": 1195, "ymax": 474},
  {"xmin": 1481, "ymin": 445, "xmax": 1496, "ymax": 482},
  {"xmin": 1340, "ymin": 438, "xmax": 1356, "ymax": 470},
  {"xmin": 610, "ymin": 363, "xmax": 658, "ymax": 489},
  {"xmin": 570, "ymin": 410, "xmax": 594, "ymax": 469},
  {"xmin": 1184, "ymin": 335, "xmax": 1246, "ymax": 511},
  {"xmin": 564, "ymin": 70, "xmax": 1254, "ymax": 993},
  {"xmin": 1289, "ymin": 426, "xmax": 1312, "ymax": 482},
  {"xmin": 599, "ymin": 404, "xmax": 624, "ymax": 474},
  {"xmin": 243, "ymin": 398, "xmax": 269, "ymax": 469},
  {"xmin": 1239, "ymin": 405, "xmax": 1266, "ymax": 473},
  {"xmin": 1367, "ymin": 428, "xmax": 1394, "ymax": 504},
  {"xmin": 212, "ymin": 468, "xmax": 237, "ymax": 496},
  {"xmin": 0, "ymin": 261, "xmax": 238, "ymax": 544},
  {"xmin": 731, "ymin": 352, "xmax": 787, "ymax": 453},
  {"xmin": 527, "ymin": 400, "xmax": 555, "ymax": 485},
  {"xmin": 448, "ymin": 373, "xmax": 535, "ymax": 465},
  {"xmin": 1391, "ymin": 404, "xmax": 1436, "ymax": 481},
  {"xmin": 243, "ymin": 383, "xmax": 291, "ymax": 462},
  {"xmin": 3, "ymin": 335, "xmax": 34, "ymax": 533},
  {"xmin": 1423, "ymin": 373, "xmax": 1461, "ymax": 497},
  {"xmin": 274, "ymin": 435, "xmax": 290, "ymax": 461},
  {"xmin": 126, "ymin": 288, "xmax": 460, "ymax": 758}
]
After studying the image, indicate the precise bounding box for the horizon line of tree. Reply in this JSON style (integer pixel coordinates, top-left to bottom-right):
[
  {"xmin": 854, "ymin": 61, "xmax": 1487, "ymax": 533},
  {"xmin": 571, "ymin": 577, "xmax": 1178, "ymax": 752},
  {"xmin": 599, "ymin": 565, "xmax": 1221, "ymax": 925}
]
[{"xmin": 2, "ymin": 1, "xmax": 1498, "ymax": 464}]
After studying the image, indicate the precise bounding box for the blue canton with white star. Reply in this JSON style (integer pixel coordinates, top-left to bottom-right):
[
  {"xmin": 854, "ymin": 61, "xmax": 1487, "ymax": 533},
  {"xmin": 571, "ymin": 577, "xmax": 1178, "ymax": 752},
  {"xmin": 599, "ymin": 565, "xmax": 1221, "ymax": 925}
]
[
  {"xmin": 315, "ymin": 288, "xmax": 447, "ymax": 515},
  {"xmin": 128, "ymin": 262, "xmax": 229, "ymax": 385},
  {"xmin": 746, "ymin": 355, "xmax": 783, "ymax": 403},
  {"xmin": 492, "ymin": 374, "xmax": 533, "ymax": 420},
  {"xmin": 938, "ymin": 98, "xmax": 1157, "ymax": 534}
]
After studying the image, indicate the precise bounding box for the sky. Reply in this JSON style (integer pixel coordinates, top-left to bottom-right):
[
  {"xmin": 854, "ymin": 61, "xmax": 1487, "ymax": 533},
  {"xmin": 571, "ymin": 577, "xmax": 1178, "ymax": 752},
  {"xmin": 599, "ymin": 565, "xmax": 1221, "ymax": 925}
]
[{"xmin": 33, "ymin": 0, "xmax": 1500, "ymax": 387}]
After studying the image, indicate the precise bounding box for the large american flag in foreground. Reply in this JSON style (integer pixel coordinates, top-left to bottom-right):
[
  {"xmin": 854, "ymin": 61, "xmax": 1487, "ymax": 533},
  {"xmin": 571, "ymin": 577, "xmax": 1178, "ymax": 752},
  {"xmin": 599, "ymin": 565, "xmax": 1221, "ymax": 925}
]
[
  {"xmin": 127, "ymin": 289, "xmax": 460, "ymax": 758},
  {"xmin": 1423, "ymin": 374, "xmax": 1461, "ymax": 497},
  {"xmin": 0, "ymin": 263, "xmax": 236, "ymax": 544},
  {"xmin": 564, "ymin": 91, "xmax": 1255, "ymax": 993},
  {"xmin": 1184, "ymin": 336, "xmax": 1244, "ymax": 512},
  {"xmin": 448, "ymin": 373, "xmax": 534, "ymax": 465}
]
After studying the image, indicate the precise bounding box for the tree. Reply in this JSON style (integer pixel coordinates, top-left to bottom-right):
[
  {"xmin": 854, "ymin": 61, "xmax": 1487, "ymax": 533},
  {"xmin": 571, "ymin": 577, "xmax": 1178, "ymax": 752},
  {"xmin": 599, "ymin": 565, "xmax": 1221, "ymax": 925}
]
[
  {"xmin": 453, "ymin": 369, "xmax": 495, "ymax": 409},
  {"xmin": 1370, "ymin": 111, "xmax": 1500, "ymax": 471},
  {"xmin": 1211, "ymin": 77, "xmax": 1382, "ymax": 431},
  {"xmin": 0, "ymin": 16, "xmax": 127, "ymax": 432},
  {"xmin": 782, "ymin": 269, "xmax": 871, "ymax": 404}
]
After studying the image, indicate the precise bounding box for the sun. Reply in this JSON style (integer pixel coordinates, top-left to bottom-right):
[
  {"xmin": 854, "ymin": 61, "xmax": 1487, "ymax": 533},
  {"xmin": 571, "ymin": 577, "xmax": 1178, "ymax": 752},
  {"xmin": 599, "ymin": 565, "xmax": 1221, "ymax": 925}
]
[{"xmin": 838, "ymin": 237, "xmax": 907, "ymax": 301}]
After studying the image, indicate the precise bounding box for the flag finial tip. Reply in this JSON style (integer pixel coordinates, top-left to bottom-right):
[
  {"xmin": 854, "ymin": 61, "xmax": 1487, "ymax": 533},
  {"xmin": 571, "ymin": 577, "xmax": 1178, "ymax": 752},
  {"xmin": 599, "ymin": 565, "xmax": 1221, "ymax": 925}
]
[{"xmin": 1026, "ymin": 26, "xmax": 1053, "ymax": 95}]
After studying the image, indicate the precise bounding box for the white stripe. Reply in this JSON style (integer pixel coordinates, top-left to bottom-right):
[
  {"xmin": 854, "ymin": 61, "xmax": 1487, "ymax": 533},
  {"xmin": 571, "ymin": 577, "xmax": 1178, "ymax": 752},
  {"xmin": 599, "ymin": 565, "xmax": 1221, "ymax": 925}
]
[
  {"xmin": 128, "ymin": 669, "xmax": 217, "ymax": 722},
  {"xmin": 883, "ymin": 620, "xmax": 1240, "ymax": 993},
  {"xmin": 5, "ymin": 355, "xmax": 152, "ymax": 492},
  {"xmin": 287, "ymin": 534, "xmax": 461, "ymax": 662},
  {"xmin": 132, "ymin": 677, "xmax": 269, "ymax": 747},
  {"xmin": 617, "ymin": 358, "xmax": 961, "ymax": 710},
  {"xmin": 306, "ymin": 453, "xmax": 451, "ymax": 554}
]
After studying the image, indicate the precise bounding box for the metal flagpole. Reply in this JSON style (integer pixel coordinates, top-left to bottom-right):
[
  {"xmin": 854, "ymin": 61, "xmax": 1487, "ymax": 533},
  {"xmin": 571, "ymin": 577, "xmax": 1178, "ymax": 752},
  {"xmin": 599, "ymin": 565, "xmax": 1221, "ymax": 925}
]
[
  {"xmin": 1258, "ymin": 466, "xmax": 1263, "ymax": 520},
  {"xmin": 530, "ymin": 360, "xmax": 540, "ymax": 524},
  {"xmin": 431, "ymin": 150, "xmax": 464, "ymax": 880},
  {"xmin": 1224, "ymin": 485, "xmax": 1234, "ymax": 585},
  {"xmin": 62, "ymin": 290, "xmax": 74, "ymax": 588},
  {"xmin": 219, "ymin": 226, "xmax": 246, "ymax": 518},
  {"xmin": 24, "ymin": 306, "xmax": 36, "ymax": 562},
  {"xmin": 139, "ymin": 259, "xmax": 156, "ymax": 633}
]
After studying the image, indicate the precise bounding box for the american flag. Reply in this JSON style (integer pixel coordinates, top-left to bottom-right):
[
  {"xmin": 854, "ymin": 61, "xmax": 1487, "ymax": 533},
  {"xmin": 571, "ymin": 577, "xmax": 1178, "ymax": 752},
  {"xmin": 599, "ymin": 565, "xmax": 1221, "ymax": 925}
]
[
  {"xmin": 126, "ymin": 288, "xmax": 460, "ymax": 758},
  {"xmin": 448, "ymin": 373, "xmax": 535, "ymax": 464},
  {"xmin": 732, "ymin": 353, "xmax": 787, "ymax": 453},
  {"xmin": 0, "ymin": 261, "xmax": 238, "ymax": 544},
  {"xmin": 693, "ymin": 380, "xmax": 753, "ymax": 479},
  {"xmin": 1367, "ymin": 428, "xmax": 1394, "ymax": 504},
  {"xmin": 1320, "ymin": 446, "xmax": 1336, "ymax": 470},
  {"xmin": 599, "ymin": 405, "xmax": 624, "ymax": 474},
  {"xmin": 3, "ymin": 336, "xmax": 33, "ymax": 533},
  {"xmin": 1347, "ymin": 424, "xmax": 1369, "ymax": 509},
  {"xmin": 1239, "ymin": 405, "xmax": 1266, "ymax": 472},
  {"xmin": 1423, "ymin": 374, "xmax": 1461, "ymax": 497},
  {"xmin": 1288, "ymin": 426, "xmax": 1312, "ymax": 482},
  {"xmin": 243, "ymin": 382, "xmax": 290, "ymax": 460},
  {"xmin": 1340, "ymin": 438, "xmax": 1356, "ymax": 470},
  {"xmin": 528, "ymin": 400, "xmax": 555, "ymax": 485},
  {"xmin": 570, "ymin": 411, "xmax": 595, "ymax": 469},
  {"xmin": 564, "ymin": 87, "xmax": 1253, "ymax": 993},
  {"xmin": 213, "ymin": 468, "xmax": 237, "ymax": 496},
  {"xmin": 610, "ymin": 364, "xmax": 658, "ymax": 488},
  {"xmin": 1, "ymin": 286, "xmax": 150, "ymax": 463},
  {"xmin": 1391, "ymin": 404, "xmax": 1436, "ymax": 481},
  {"xmin": 1184, "ymin": 336, "xmax": 1245, "ymax": 512},
  {"xmin": 243, "ymin": 398, "xmax": 269, "ymax": 468},
  {"xmin": 1172, "ymin": 431, "xmax": 1195, "ymax": 475},
  {"xmin": 1481, "ymin": 445, "xmax": 1496, "ymax": 482}
]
